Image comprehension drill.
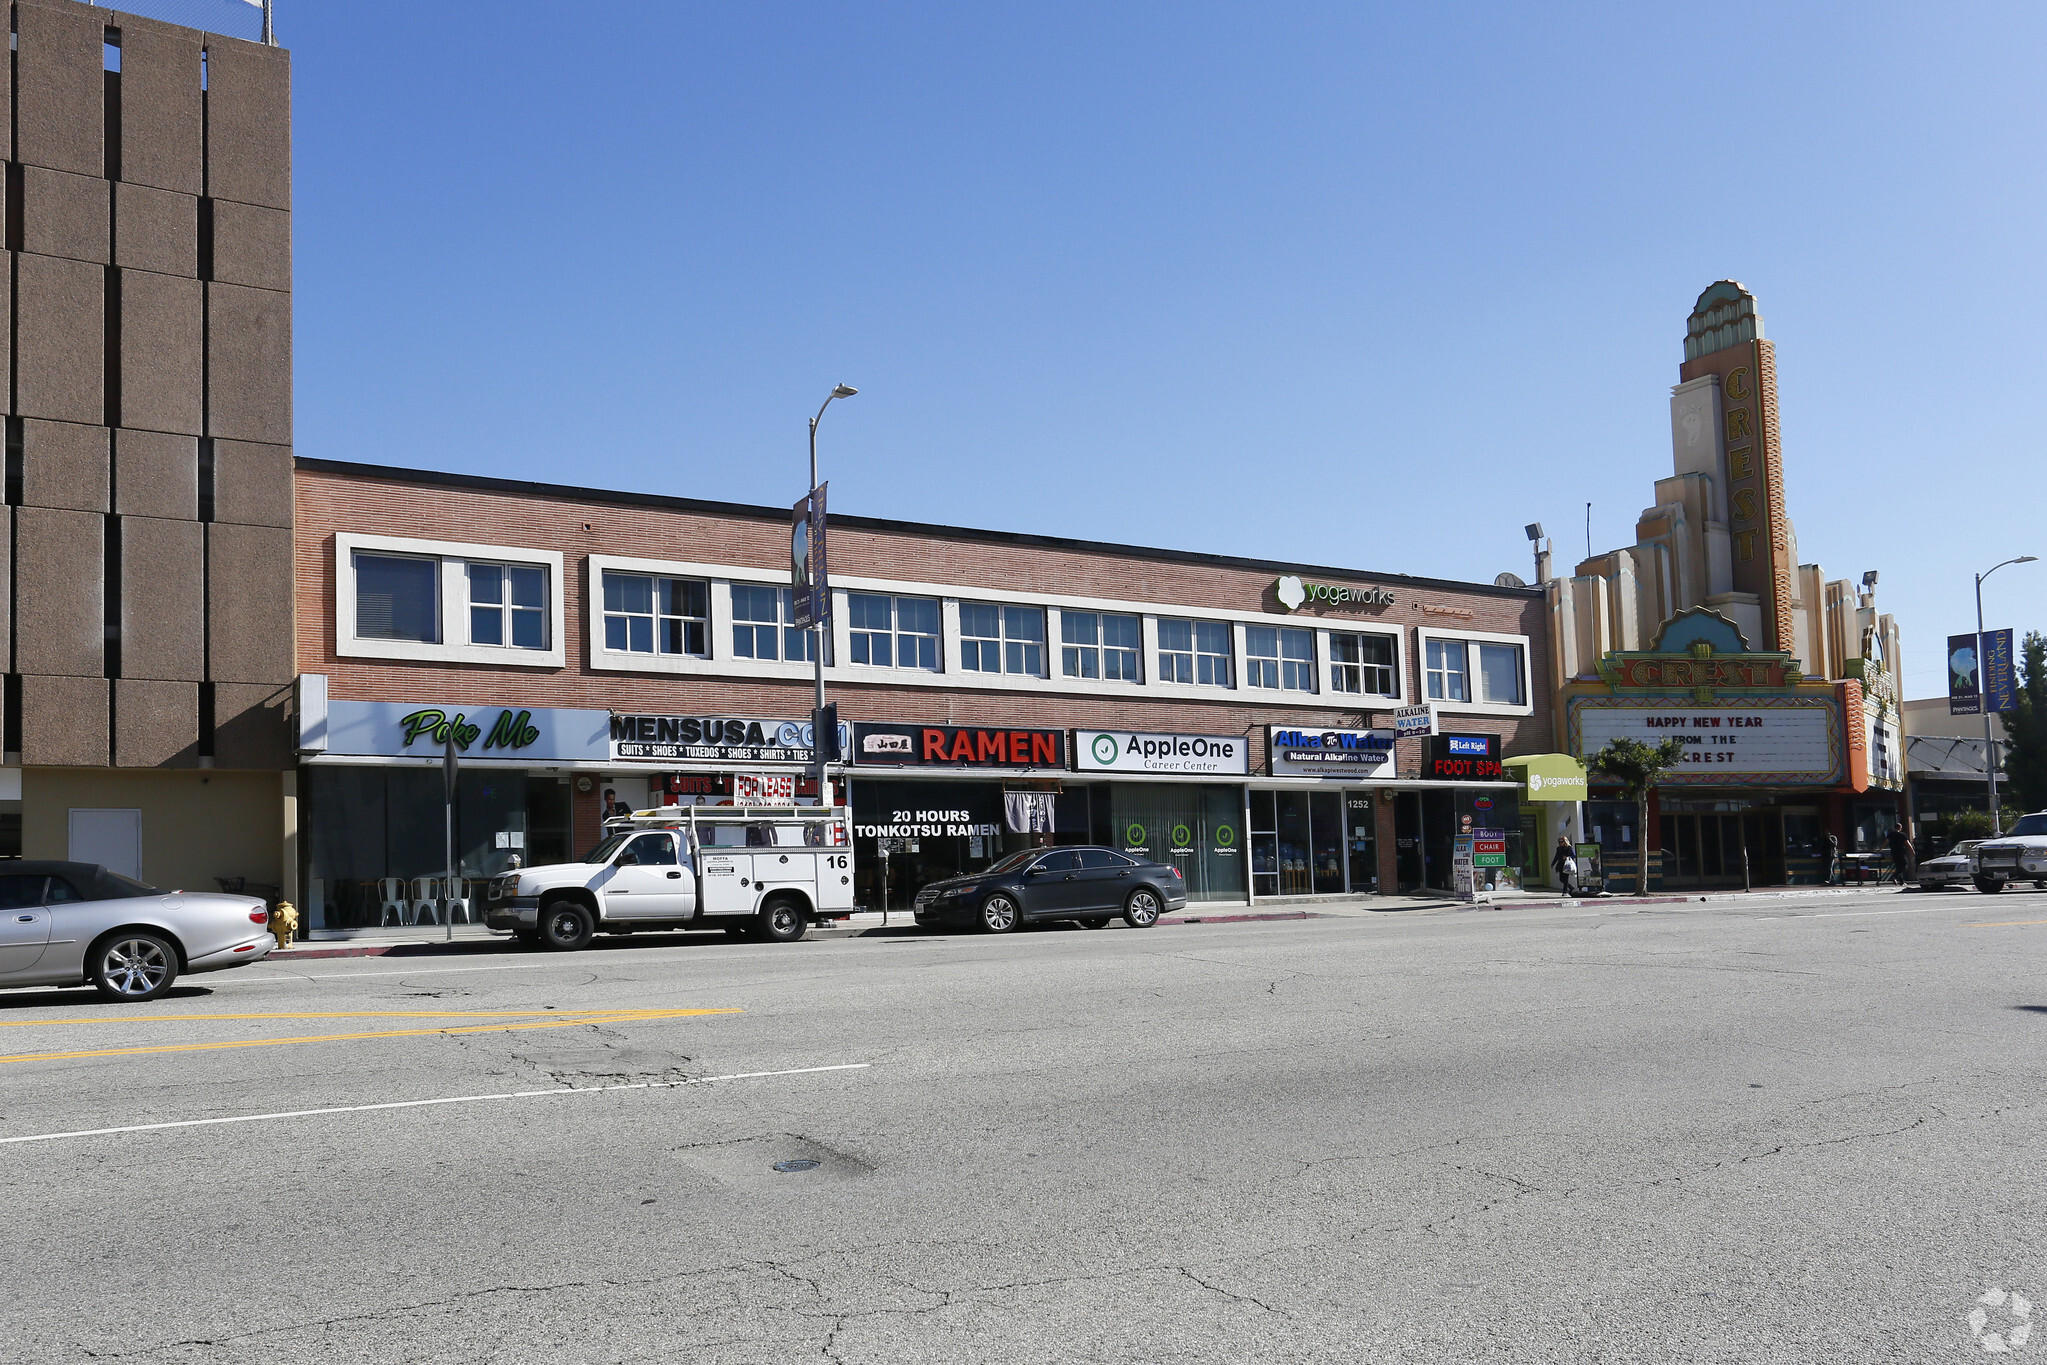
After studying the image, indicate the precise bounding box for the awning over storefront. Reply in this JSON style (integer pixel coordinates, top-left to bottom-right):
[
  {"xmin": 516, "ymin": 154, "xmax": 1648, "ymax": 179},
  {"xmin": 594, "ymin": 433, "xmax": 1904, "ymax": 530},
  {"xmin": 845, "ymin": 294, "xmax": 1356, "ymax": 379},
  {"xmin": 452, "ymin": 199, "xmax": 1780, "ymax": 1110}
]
[{"xmin": 1503, "ymin": 753, "xmax": 1589, "ymax": 801}]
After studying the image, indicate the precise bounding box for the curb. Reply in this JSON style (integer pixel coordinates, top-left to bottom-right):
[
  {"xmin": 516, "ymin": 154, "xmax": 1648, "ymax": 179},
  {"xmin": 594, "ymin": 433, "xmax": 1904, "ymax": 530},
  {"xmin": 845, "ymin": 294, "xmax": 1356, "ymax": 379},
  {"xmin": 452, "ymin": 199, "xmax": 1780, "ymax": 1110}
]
[{"xmin": 1161, "ymin": 911, "xmax": 1322, "ymax": 926}]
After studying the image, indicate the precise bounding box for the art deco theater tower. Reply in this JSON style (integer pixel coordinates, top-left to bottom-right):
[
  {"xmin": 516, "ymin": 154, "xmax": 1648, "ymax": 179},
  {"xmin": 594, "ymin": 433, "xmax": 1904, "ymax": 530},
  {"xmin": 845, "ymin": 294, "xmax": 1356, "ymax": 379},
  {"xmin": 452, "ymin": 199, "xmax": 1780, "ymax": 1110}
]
[{"xmin": 1546, "ymin": 283, "xmax": 1905, "ymax": 889}]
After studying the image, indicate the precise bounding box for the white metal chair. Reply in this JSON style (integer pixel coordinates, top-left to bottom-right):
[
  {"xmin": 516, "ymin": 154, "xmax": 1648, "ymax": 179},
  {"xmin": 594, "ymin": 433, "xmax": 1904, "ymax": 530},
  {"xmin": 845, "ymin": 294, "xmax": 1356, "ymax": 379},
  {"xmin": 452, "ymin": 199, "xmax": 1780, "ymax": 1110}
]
[
  {"xmin": 442, "ymin": 878, "xmax": 475, "ymax": 925},
  {"xmin": 378, "ymin": 878, "xmax": 410, "ymax": 926},
  {"xmin": 409, "ymin": 877, "xmax": 442, "ymax": 925}
]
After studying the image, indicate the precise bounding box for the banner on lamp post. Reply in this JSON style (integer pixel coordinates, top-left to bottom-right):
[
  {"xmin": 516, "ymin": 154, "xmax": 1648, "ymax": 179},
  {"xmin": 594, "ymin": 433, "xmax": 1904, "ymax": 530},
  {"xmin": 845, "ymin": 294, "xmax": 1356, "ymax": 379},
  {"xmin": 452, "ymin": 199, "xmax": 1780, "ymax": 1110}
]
[
  {"xmin": 1984, "ymin": 628, "xmax": 2018, "ymax": 713},
  {"xmin": 791, "ymin": 482, "xmax": 829, "ymax": 630},
  {"xmin": 1948, "ymin": 633, "xmax": 1982, "ymax": 716}
]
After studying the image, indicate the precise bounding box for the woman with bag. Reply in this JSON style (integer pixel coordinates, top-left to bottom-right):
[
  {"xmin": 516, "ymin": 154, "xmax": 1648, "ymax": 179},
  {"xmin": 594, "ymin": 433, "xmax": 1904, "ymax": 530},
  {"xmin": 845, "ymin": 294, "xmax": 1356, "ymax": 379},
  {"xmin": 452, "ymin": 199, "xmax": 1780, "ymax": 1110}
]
[{"xmin": 1552, "ymin": 835, "xmax": 1578, "ymax": 896}]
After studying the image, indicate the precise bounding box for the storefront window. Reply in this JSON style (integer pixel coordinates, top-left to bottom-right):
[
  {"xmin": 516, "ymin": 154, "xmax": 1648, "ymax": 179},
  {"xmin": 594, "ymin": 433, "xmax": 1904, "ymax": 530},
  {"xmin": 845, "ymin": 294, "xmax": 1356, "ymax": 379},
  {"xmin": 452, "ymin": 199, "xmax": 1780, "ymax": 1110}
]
[
  {"xmin": 1061, "ymin": 612, "xmax": 1141, "ymax": 682},
  {"xmin": 1330, "ymin": 632, "xmax": 1397, "ymax": 697},
  {"xmin": 1107, "ymin": 783, "xmax": 1246, "ymax": 903},
  {"xmin": 304, "ymin": 769, "xmax": 572, "ymax": 930},
  {"xmin": 1248, "ymin": 790, "xmax": 1346, "ymax": 895},
  {"xmin": 961, "ymin": 604, "xmax": 1046, "ymax": 676},
  {"xmin": 849, "ymin": 594, "xmax": 941, "ymax": 671},
  {"xmin": 1159, "ymin": 619, "xmax": 1232, "ymax": 687},
  {"xmin": 602, "ymin": 571, "xmax": 708, "ymax": 657},
  {"xmin": 354, "ymin": 552, "xmax": 438, "ymax": 643}
]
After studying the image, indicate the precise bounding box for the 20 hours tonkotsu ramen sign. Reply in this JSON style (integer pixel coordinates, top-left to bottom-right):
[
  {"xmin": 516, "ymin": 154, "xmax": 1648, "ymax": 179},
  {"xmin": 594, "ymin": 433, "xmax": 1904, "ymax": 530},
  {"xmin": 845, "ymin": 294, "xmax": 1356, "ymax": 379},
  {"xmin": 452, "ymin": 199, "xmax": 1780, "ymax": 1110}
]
[{"xmin": 1572, "ymin": 696, "xmax": 1842, "ymax": 785}]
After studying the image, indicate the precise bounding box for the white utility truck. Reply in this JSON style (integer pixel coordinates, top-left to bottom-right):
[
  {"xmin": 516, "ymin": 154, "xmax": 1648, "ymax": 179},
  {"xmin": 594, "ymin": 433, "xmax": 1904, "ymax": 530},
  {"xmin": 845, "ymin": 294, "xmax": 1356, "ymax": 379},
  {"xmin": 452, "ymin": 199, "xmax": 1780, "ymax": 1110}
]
[{"xmin": 483, "ymin": 804, "xmax": 856, "ymax": 949}]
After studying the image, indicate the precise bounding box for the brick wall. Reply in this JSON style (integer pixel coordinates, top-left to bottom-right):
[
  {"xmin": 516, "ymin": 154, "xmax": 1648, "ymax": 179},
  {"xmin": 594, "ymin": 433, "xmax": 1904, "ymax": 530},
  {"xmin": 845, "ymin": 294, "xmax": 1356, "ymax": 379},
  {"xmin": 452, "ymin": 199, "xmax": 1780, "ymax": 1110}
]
[{"xmin": 295, "ymin": 463, "xmax": 1554, "ymax": 774}]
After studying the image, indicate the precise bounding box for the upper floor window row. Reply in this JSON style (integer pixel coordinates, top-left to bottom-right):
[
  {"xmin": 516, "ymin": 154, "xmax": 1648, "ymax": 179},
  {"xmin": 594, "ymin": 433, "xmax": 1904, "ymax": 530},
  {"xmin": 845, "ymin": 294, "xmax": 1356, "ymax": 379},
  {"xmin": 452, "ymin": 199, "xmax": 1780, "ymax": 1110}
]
[
  {"xmin": 962, "ymin": 603, "xmax": 1046, "ymax": 676},
  {"xmin": 1425, "ymin": 637, "xmax": 1526, "ymax": 706}
]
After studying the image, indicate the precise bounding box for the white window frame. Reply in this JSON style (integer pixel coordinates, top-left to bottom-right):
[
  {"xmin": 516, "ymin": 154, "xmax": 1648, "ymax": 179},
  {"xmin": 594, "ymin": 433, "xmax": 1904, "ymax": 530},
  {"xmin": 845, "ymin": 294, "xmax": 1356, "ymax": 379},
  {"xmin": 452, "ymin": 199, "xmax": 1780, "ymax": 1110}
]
[
  {"xmin": 1326, "ymin": 628, "xmax": 1402, "ymax": 700},
  {"xmin": 336, "ymin": 532, "xmax": 565, "ymax": 668},
  {"xmin": 600, "ymin": 567, "xmax": 712, "ymax": 660},
  {"xmin": 1058, "ymin": 609, "xmax": 1143, "ymax": 684},
  {"xmin": 1413, "ymin": 626, "xmax": 1534, "ymax": 717},
  {"xmin": 959, "ymin": 601, "xmax": 1047, "ymax": 678},
  {"xmin": 1245, "ymin": 623, "xmax": 1316, "ymax": 694}
]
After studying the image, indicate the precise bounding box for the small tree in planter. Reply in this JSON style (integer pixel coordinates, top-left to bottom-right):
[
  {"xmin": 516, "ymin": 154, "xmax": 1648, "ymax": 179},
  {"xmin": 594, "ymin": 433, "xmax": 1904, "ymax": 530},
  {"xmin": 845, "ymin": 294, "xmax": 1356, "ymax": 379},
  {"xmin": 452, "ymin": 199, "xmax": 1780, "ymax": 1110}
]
[{"xmin": 1588, "ymin": 736, "xmax": 1690, "ymax": 892}]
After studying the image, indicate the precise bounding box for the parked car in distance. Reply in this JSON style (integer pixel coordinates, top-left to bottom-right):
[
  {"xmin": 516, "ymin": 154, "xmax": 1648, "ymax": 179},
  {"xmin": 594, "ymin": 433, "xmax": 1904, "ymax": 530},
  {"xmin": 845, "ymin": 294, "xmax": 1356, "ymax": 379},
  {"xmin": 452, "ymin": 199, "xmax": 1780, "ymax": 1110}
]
[
  {"xmin": 0, "ymin": 862, "xmax": 274, "ymax": 1001},
  {"xmin": 1916, "ymin": 840, "xmax": 1983, "ymax": 891},
  {"xmin": 1970, "ymin": 812, "xmax": 2047, "ymax": 893},
  {"xmin": 912, "ymin": 846, "xmax": 1189, "ymax": 933}
]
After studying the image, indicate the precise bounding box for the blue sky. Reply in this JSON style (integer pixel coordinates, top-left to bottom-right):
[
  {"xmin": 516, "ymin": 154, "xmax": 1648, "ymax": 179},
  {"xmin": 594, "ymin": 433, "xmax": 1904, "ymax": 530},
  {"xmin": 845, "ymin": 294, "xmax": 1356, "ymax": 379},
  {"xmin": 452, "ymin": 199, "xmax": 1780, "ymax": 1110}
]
[{"xmin": 280, "ymin": 2, "xmax": 2046, "ymax": 697}]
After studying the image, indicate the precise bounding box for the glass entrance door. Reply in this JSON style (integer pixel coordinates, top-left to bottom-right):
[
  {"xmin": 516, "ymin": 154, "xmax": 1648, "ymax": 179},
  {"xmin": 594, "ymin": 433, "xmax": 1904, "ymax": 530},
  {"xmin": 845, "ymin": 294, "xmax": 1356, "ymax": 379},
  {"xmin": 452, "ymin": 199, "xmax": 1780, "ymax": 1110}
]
[{"xmin": 1347, "ymin": 793, "xmax": 1376, "ymax": 893}]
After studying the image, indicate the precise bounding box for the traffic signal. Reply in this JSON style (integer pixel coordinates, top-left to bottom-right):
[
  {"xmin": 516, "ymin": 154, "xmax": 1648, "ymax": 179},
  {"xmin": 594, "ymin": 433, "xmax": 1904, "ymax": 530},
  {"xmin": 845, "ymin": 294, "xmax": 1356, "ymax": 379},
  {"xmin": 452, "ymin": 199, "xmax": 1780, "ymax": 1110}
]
[{"xmin": 814, "ymin": 704, "xmax": 840, "ymax": 763}]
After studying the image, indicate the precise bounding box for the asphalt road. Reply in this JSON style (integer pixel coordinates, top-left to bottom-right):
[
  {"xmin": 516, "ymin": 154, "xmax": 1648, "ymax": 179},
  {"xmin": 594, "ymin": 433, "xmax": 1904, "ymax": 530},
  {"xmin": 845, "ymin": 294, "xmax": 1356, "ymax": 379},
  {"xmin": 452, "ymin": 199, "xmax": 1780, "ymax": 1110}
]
[{"xmin": 5, "ymin": 886, "xmax": 2047, "ymax": 1364}]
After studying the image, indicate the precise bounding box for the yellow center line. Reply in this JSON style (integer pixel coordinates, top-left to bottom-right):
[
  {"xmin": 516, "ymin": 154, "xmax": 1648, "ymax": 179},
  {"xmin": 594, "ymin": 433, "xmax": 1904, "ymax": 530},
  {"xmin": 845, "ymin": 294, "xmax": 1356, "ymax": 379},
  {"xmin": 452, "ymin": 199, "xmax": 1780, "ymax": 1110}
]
[
  {"xmin": 0, "ymin": 1008, "xmax": 741, "ymax": 1065},
  {"xmin": 1966, "ymin": 919, "xmax": 2047, "ymax": 929},
  {"xmin": 0, "ymin": 1009, "xmax": 695, "ymax": 1027}
]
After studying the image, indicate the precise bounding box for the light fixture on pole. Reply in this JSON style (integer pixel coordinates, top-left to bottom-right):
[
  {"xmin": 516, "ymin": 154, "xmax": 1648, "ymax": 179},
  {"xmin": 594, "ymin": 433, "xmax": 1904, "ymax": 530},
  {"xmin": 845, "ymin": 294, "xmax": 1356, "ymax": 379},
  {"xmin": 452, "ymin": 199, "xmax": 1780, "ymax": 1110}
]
[
  {"xmin": 803, "ymin": 385, "xmax": 857, "ymax": 804},
  {"xmin": 1975, "ymin": 555, "xmax": 2037, "ymax": 827}
]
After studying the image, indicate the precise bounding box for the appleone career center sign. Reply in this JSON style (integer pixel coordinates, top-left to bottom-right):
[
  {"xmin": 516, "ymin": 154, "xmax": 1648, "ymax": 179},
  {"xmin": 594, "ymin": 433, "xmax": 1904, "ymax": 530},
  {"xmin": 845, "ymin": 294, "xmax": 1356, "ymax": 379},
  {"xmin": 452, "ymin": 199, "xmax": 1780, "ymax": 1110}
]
[
  {"xmin": 1267, "ymin": 727, "xmax": 1396, "ymax": 778},
  {"xmin": 1075, "ymin": 731, "xmax": 1248, "ymax": 776},
  {"xmin": 1572, "ymin": 697, "xmax": 1842, "ymax": 785},
  {"xmin": 609, "ymin": 714, "xmax": 848, "ymax": 765}
]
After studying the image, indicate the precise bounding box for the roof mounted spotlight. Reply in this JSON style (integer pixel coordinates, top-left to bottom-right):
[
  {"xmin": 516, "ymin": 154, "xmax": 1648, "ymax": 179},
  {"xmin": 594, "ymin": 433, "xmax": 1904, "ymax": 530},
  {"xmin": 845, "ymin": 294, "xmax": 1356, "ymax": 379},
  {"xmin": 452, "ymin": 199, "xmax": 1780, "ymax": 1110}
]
[
  {"xmin": 1524, "ymin": 523, "xmax": 1544, "ymax": 542},
  {"xmin": 1861, "ymin": 570, "xmax": 1879, "ymax": 589}
]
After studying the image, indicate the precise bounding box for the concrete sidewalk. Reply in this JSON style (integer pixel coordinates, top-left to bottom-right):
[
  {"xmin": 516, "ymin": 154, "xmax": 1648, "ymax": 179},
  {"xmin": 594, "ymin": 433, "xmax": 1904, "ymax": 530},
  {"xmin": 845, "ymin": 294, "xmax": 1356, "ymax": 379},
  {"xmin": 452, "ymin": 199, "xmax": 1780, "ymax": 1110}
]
[{"xmin": 269, "ymin": 883, "xmax": 1901, "ymax": 960}]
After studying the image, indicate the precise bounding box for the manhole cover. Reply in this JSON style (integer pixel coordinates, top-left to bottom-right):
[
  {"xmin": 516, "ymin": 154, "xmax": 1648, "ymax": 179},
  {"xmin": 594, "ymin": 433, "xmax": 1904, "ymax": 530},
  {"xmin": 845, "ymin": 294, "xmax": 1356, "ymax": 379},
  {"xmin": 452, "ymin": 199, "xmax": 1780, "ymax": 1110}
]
[{"xmin": 772, "ymin": 1159, "xmax": 821, "ymax": 1173}]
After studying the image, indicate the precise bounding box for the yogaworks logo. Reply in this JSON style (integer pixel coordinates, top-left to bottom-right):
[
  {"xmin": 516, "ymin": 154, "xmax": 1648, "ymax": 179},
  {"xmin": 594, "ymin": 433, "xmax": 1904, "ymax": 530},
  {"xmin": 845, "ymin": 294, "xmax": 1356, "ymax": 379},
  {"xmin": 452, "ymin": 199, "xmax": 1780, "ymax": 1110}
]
[{"xmin": 1970, "ymin": 1288, "xmax": 2034, "ymax": 1353}]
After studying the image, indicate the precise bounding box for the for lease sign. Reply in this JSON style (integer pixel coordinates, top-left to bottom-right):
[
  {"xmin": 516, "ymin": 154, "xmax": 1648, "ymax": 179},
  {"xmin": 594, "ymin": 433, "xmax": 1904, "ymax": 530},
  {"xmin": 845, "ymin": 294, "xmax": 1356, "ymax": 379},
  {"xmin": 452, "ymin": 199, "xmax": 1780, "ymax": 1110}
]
[
  {"xmin": 1075, "ymin": 730, "xmax": 1249, "ymax": 776},
  {"xmin": 1572, "ymin": 697, "xmax": 1840, "ymax": 783}
]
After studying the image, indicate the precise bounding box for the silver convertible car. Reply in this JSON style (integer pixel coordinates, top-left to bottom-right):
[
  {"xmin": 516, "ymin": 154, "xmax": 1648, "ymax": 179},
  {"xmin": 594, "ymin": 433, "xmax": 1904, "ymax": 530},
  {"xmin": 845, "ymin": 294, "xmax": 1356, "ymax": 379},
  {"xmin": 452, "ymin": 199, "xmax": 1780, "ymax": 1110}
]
[{"xmin": 0, "ymin": 862, "xmax": 275, "ymax": 1001}]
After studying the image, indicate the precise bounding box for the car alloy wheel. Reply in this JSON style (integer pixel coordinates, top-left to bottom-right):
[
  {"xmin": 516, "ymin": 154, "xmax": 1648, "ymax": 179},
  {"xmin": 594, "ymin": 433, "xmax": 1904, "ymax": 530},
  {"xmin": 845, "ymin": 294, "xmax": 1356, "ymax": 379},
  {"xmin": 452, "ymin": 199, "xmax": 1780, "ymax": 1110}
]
[
  {"xmin": 1123, "ymin": 890, "xmax": 1161, "ymax": 928},
  {"xmin": 979, "ymin": 894, "xmax": 1020, "ymax": 934},
  {"xmin": 92, "ymin": 932, "xmax": 178, "ymax": 1001}
]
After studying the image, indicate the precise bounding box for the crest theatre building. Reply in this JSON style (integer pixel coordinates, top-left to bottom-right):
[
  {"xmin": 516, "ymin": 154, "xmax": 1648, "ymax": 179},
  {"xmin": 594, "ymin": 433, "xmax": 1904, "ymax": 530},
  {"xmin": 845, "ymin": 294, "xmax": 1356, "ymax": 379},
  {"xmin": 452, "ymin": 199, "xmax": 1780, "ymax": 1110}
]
[
  {"xmin": 292, "ymin": 460, "xmax": 1554, "ymax": 928},
  {"xmin": 1547, "ymin": 283, "xmax": 1906, "ymax": 890}
]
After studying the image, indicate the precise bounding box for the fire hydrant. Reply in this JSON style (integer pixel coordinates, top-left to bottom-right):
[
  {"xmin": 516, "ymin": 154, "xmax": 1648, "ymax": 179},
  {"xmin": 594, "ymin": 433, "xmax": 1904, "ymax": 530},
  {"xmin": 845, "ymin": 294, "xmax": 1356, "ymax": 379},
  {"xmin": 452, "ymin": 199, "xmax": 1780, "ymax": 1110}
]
[{"xmin": 270, "ymin": 900, "xmax": 299, "ymax": 951}]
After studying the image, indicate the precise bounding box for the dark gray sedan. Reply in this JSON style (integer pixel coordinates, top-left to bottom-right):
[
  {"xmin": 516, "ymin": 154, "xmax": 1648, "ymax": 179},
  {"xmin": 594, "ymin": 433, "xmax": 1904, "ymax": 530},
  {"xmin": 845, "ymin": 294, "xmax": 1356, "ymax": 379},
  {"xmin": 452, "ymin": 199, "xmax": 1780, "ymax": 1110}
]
[
  {"xmin": 0, "ymin": 862, "xmax": 274, "ymax": 1001},
  {"xmin": 912, "ymin": 846, "xmax": 1189, "ymax": 934}
]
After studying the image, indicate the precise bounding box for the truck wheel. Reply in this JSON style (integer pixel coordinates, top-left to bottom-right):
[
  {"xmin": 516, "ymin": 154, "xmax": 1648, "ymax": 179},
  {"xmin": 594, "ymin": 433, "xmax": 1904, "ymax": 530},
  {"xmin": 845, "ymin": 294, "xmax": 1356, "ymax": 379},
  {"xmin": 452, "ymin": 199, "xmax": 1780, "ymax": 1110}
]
[
  {"xmin": 540, "ymin": 901, "xmax": 595, "ymax": 950},
  {"xmin": 1975, "ymin": 876, "xmax": 2008, "ymax": 895},
  {"xmin": 759, "ymin": 898, "xmax": 808, "ymax": 943}
]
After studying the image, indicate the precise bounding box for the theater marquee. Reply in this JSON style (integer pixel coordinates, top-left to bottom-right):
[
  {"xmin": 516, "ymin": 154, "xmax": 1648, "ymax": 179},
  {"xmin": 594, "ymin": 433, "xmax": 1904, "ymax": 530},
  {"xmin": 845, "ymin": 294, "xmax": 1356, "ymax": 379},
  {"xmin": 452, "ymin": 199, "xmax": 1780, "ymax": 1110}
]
[{"xmin": 1569, "ymin": 695, "xmax": 1843, "ymax": 786}]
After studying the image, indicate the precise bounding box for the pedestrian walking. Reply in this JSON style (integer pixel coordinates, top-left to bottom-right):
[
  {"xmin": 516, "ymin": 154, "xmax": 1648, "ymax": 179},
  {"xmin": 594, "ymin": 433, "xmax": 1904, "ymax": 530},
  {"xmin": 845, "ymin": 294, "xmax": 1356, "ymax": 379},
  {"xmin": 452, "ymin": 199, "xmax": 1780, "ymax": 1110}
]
[
  {"xmin": 1826, "ymin": 832, "xmax": 1841, "ymax": 886},
  {"xmin": 1552, "ymin": 835, "xmax": 1578, "ymax": 896},
  {"xmin": 1886, "ymin": 822, "xmax": 1915, "ymax": 889}
]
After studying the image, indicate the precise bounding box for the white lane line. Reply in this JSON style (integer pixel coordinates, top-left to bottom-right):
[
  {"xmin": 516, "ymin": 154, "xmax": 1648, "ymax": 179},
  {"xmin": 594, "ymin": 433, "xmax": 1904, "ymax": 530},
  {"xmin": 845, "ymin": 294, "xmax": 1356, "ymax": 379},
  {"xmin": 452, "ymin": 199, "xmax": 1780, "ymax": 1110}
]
[{"xmin": 0, "ymin": 1062, "xmax": 871, "ymax": 1146}]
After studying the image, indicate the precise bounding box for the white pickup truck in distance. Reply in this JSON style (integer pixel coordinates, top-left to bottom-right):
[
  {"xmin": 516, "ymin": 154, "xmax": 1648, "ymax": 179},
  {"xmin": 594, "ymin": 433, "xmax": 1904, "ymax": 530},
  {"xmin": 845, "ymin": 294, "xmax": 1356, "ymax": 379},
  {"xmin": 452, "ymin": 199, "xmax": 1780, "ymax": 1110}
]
[
  {"xmin": 484, "ymin": 805, "xmax": 856, "ymax": 949},
  {"xmin": 1968, "ymin": 811, "xmax": 2047, "ymax": 893}
]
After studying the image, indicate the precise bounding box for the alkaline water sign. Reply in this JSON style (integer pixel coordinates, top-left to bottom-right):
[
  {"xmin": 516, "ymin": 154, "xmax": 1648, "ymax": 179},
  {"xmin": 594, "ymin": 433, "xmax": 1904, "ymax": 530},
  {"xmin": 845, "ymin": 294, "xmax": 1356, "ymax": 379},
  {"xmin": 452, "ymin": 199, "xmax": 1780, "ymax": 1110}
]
[
  {"xmin": 1267, "ymin": 726, "xmax": 1397, "ymax": 778},
  {"xmin": 1074, "ymin": 730, "xmax": 1248, "ymax": 776}
]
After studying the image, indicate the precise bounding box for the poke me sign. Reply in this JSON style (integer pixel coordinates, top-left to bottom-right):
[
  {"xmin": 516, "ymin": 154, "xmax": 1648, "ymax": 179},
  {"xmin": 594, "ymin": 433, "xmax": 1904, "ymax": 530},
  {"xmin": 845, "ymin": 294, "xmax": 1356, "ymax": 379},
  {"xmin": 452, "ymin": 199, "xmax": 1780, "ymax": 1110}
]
[{"xmin": 1571, "ymin": 696, "xmax": 1842, "ymax": 784}]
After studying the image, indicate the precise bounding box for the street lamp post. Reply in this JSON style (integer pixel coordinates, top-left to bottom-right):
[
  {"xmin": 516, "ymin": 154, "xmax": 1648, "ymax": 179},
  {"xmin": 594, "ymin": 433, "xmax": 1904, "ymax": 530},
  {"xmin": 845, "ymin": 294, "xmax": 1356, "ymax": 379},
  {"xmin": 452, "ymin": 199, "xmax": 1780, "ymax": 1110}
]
[
  {"xmin": 808, "ymin": 385, "xmax": 857, "ymax": 803},
  {"xmin": 1976, "ymin": 555, "xmax": 2038, "ymax": 827}
]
